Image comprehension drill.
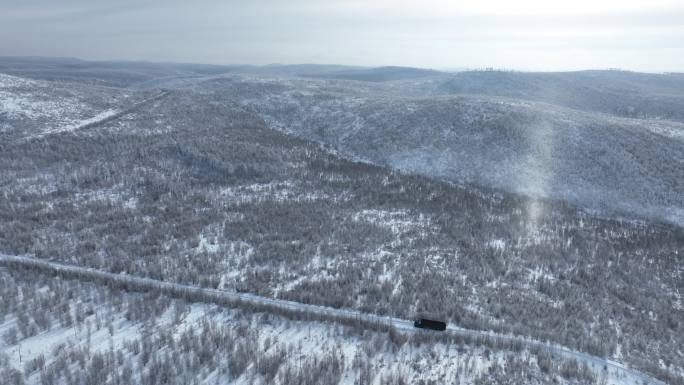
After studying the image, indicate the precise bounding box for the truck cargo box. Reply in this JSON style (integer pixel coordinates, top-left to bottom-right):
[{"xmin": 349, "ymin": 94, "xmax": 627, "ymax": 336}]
[{"xmin": 414, "ymin": 318, "xmax": 447, "ymax": 331}]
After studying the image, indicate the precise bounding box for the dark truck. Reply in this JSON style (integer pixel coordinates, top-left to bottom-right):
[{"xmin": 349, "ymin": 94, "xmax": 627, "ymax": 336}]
[{"xmin": 413, "ymin": 318, "xmax": 447, "ymax": 331}]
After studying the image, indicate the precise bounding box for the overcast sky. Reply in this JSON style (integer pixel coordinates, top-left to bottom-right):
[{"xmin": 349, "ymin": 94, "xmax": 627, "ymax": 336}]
[{"xmin": 1, "ymin": 0, "xmax": 683, "ymax": 72}]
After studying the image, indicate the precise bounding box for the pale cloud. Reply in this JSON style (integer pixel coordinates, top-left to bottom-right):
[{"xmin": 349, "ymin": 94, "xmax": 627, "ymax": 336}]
[{"xmin": 0, "ymin": 0, "xmax": 682, "ymax": 71}]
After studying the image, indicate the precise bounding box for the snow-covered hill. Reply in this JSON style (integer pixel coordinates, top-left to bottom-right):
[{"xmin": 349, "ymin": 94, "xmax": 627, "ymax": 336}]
[
  {"xmin": 0, "ymin": 73, "xmax": 157, "ymax": 140},
  {"xmin": 1, "ymin": 63, "xmax": 682, "ymax": 385},
  {"xmin": 0, "ymin": 266, "xmax": 644, "ymax": 385},
  {"xmin": 220, "ymin": 76, "xmax": 684, "ymax": 225}
]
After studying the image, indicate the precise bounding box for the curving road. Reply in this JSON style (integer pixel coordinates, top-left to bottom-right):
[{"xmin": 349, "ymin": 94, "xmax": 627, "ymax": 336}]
[{"xmin": 0, "ymin": 254, "xmax": 665, "ymax": 385}]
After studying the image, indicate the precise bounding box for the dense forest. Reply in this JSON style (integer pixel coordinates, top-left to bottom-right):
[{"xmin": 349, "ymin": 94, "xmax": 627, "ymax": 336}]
[
  {"xmin": 0, "ymin": 268, "xmax": 607, "ymax": 385},
  {"xmin": 1, "ymin": 77, "xmax": 682, "ymax": 384}
]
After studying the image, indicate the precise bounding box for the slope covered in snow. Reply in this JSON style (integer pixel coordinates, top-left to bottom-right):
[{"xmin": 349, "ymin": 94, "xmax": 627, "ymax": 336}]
[
  {"xmin": 0, "ymin": 267, "xmax": 641, "ymax": 385},
  {"xmin": 1, "ymin": 60, "xmax": 682, "ymax": 384},
  {"xmin": 0, "ymin": 73, "xmax": 156, "ymax": 140},
  {"xmin": 222, "ymin": 76, "xmax": 684, "ymax": 225}
]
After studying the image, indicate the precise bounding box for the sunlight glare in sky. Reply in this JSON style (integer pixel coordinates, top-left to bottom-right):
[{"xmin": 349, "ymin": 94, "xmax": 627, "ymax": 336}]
[{"xmin": 362, "ymin": 0, "xmax": 680, "ymax": 15}]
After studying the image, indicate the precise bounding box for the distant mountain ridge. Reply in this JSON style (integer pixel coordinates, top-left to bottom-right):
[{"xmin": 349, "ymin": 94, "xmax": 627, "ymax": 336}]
[
  {"xmin": 425, "ymin": 70, "xmax": 684, "ymax": 122},
  {"xmin": 0, "ymin": 56, "xmax": 444, "ymax": 86},
  {"xmin": 304, "ymin": 66, "xmax": 444, "ymax": 82}
]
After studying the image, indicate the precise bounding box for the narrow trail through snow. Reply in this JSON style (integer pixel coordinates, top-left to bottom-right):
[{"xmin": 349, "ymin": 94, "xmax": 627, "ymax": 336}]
[{"xmin": 23, "ymin": 91, "xmax": 169, "ymax": 141}]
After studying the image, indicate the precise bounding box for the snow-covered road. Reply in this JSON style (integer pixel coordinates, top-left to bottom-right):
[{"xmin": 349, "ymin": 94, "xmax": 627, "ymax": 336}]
[
  {"xmin": 0, "ymin": 254, "xmax": 665, "ymax": 385},
  {"xmin": 24, "ymin": 91, "xmax": 169, "ymax": 140}
]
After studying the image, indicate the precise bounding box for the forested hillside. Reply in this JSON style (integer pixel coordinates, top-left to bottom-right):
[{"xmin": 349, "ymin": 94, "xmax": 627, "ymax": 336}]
[
  {"xmin": 1, "ymin": 267, "xmax": 606, "ymax": 385},
  {"xmin": 431, "ymin": 70, "xmax": 684, "ymax": 123},
  {"xmin": 227, "ymin": 75, "xmax": 684, "ymax": 225},
  {"xmin": 0, "ymin": 69, "xmax": 682, "ymax": 383}
]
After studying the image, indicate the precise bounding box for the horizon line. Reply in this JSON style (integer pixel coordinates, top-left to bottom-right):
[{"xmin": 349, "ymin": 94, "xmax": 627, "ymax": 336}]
[{"xmin": 0, "ymin": 55, "xmax": 681, "ymax": 75}]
